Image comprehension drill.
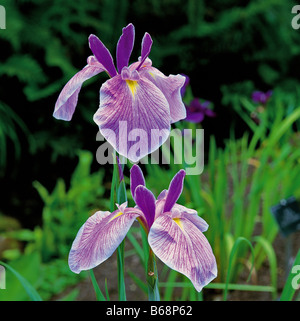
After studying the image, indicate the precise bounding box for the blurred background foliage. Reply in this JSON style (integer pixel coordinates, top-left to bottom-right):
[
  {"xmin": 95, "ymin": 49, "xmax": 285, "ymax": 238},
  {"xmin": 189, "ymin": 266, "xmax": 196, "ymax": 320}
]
[{"xmin": 1, "ymin": 0, "xmax": 300, "ymax": 300}]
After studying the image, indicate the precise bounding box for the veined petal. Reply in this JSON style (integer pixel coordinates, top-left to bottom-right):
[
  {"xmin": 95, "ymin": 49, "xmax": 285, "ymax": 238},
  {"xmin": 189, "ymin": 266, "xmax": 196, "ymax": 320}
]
[
  {"xmin": 135, "ymin": 185, "xmax": 156, "ymax": 229},
  {"xmin": 172, "ymin": 204, "xmax": 208, "ymax": 232},
  {"xmin": 163, "ymin": 169, "xmax": 186, "ymax": 213},
  {"xmin": 148, "ymin": 214, "xmax": 217, "ymax": 292},
  {"xmin": 130, "ymin": 164, "xmax": 146, "ymax": 201},
  {"xmin": 68, "ymin": 206, "xmax": 140, "ymax": 273},
  {"xmin": 141, "ymin": 67, "xmax": 186, "ymax": 123},
  {"xmin": 89, "ymin": 34, "xmax": 117, "ymax": 78},
  {"xmin": 53, "ymin": 56, "xmax": 105, "ymax": 121},
  {"xmin": 117, "ymin": 23, "xmax": 135, "ymax": 73},
  {"xmin": 94, "ymin": 75, "xmax": 171, "ymax": 162}
]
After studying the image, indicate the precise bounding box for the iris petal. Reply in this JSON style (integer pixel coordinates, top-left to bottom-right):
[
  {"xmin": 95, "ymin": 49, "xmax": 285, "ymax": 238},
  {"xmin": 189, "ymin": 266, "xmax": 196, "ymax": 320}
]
[
  {"xmin": 140, "ymin": 67, "xmax": 186, "ymax": 123},
  {"xmin": 53, "ymin": 56, "xmax": 105, "ymax": 121},
  {"xmin": 116, "ymin": 23, "xmax": 135, "ymax": 73},
  {"xmin": 163, "ymin": 169, "xmax": 186, "ymax": 213},
  {"xmin": 148, "ymin": 214, "xmax": 217, "ymax": 292},
  {"xmin": 93, "ymin": 75, "xmax": 170, "ymax": 162},
  {"xmin": 134, "ymin": 185, "xmax": 156, "ymax": 229},
  {"xmin": 89, "ymin": 34, "xmax": 117, "ymax": 78},
  {"xmin": 130, "ymin": 164, "xmax": 146, "ymax": 201},
  {"xmin": 136, "ymin": 33, "xmax": 153, "ymax": 70},
  {"xmin": 68, "ymin": 206, "xmax": 140, "ymax": 273}
]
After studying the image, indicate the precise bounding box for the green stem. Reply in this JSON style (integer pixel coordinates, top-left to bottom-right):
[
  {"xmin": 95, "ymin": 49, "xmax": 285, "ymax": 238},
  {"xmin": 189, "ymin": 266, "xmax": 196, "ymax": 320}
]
[
  {"xmin": 147, "ymin": 249, "xmax": 160, "ymax": 301},
  {"xmin": 112, "ymin": 155, "xmax": 127, "ymax": 301}
]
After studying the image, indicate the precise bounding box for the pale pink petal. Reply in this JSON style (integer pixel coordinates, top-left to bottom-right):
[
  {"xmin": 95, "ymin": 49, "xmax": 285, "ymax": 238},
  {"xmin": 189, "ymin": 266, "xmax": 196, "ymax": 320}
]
[
  {"xmin": 93, "ymin": 74, "xmax": 171, "ymax": 162},
  {"xmin": 68, "ymin": 206, "xmax": 141, "ymax": 273},
  {"xmin": 148, "ymin": 214, "xmax": 217, "ymax": 292},
  {"xmin": 53, "ymin": 56, "xmax": 105, "ymax": 121}
]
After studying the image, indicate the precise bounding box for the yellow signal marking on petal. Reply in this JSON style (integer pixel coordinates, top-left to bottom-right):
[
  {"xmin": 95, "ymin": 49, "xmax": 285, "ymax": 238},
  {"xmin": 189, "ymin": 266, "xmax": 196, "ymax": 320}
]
[
  {"xmin": 149, "ymin": 72, "xmax": 156, "ymax": 79},
  {"xmin": 109, "ymin": 211, "xmax": 123, "ymax": 222},
  {"xmin": 173, "ymin": 218, "xmax": 184, "ymax": 231},
  {"xmin": 126, "ymin": 80, "xmax": 138, "ymax": 97}
]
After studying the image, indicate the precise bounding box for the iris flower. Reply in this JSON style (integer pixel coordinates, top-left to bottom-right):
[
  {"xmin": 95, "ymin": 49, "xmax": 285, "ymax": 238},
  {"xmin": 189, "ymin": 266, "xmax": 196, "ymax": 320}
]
[
  {"xmin": 53, "ymin": 23, "xmax": 186, "ymax": 161},
  {"xmin": 69, "ymin": 165, "xmax": 217, "ymax": 292},
  {"xmin": 185, "ymin": 98, "xmax": 216, "ymax": 123},
  {"xmin": 251, "ymin": 90, "xmax": 272, "ymax": 105}
]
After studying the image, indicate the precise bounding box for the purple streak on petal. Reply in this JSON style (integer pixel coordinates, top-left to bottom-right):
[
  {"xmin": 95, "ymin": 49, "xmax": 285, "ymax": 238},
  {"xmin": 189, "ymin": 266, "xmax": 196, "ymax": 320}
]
[
  {"xmin": 134, "ymin": 185, "xmax": 156, "ymax": 229},
  {"xmin": 89, "ymin": 34, "xmax": 117, "ymax": 78},
  {"xmin": 141, "ymin": 67, "xmax": 186, "ymax": 123},
  {"xmin": 53, "ymin": 57, "xmax": 105, "ymax": 121},
  {"xmin": 136, "ymin": 33, "xmax": 153, "ymax": 71},
  {"xmin": 164, "ymin": 169, "xmax": 186, "ymax": 213},
  {"xmin": 116, "ymin": 23, "xmax": 135, "ymax": 73},
  {"xmin": 130, "ymin": 165, "xmax": 146, "ymax": 201},
  {"xmin": 148, "ymin": 214, "xmax": 217, "ymax": 292},
  {"xmin": 68, "ymin": 205, "xmax": 140, "ymax": 273},
  {"xmin": 93, "ymin": 74, "xmax": 170, "ymax": 162}
]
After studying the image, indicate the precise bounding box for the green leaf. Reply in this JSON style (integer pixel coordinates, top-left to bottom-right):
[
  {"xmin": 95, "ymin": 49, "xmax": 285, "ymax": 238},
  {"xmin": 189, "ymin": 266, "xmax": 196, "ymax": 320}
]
[
  {"xmin": 223, "ymin": 237, "xmax": 255, "ymax": 301},
  {"xmin": 280, "ymin": 250, "xmax": 300, "ymax": 301},
  {"xmin": 0, "ymin": 258, "xmax": 42, "ymax": 301},
  {"xmin": 89, "ymin": 269, "xmax": 106, "ymax": 301}
]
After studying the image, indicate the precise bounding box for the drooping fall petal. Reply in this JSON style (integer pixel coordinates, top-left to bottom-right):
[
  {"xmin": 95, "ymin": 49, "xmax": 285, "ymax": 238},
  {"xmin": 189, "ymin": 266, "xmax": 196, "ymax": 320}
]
[
  {"xmin": 93, "ymin": 73, "xmax": 170, "ymax": 162},
  {"xmin": 148, "ymin": 214, "xmax": 217, "ymax": 292},
  {"xmin": 53, "ymin": 56, "xmax": 106, "ymax": 121},
  {"xmin": 68, "ymin": 206, "xmax": 140, "ymax": 273},
  {"xmin": 140, "ymin": 65, "xmax": 186, "ymax": 123}
]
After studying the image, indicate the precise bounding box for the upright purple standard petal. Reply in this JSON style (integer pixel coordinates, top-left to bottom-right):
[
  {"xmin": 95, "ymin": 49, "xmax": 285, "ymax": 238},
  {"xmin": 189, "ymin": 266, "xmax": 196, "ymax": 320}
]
[
  {"xmin": 136, "ymin": 33, "xmax": 153, "ymax": 71},
  {"xmin": 53, "ymin": 56, "xmax": 106, "ymax": 121},
  {"xmin": 68, "ymin": 206, "xmax": 141, "ymax": 273},
  {"xmin": 89, "ymin": 34, "xmax": 117, "ymax": 78},
  {"xmin": 116, "ymin": 23, "xmax": 135, "ymax": 73},
  {"xmin": 134, "ymin": 185, "xmax": 156, "ymax": 229},
  {"xmin": 164, "ymin": 169, "xmax": 186, "ymax": 213},
  {"xmin": 148, "ymin": 214, "xmax": 217, "ymax": 292},
  {"xmin": 130, "ymin": 164, "xmax": 146, "ymax": 201}
]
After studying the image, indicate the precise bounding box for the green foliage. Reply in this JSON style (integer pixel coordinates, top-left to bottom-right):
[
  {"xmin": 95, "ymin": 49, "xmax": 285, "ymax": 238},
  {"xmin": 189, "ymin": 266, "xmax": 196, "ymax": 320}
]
[
  {"xmin": 0, "ymin": 101, "xmax": 31, "ymax": 174},
  {"xmin": 32, "ymin": 150, "xmax": 106, "ymax": 261}
]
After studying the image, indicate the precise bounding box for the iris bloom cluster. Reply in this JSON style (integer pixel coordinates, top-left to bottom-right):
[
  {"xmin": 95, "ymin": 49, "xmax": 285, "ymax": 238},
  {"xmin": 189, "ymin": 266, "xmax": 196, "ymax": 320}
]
[
  {"xmin": 69, "ymin": 165, "xmax": 217, "ymax": 292},
  {"xmin": 53, "ymin": 23, "xmax": 186, "ymax": 162},
  {"xmin": 54, "ymin": 23, "xmax": 217, "ymax": 293}
]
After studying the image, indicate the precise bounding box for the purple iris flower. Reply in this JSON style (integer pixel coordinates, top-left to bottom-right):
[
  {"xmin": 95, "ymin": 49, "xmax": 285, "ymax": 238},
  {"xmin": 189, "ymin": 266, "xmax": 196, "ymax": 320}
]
[
  {"xmin": 68, "ymin": 165, "xmax": 217, "ymax": 292},
  {"xmin": 185, "ymin": 98, "xmax": 216, "ymax": 123},
  {"xmin": 53, "ymin": 23, "xmax": 186, "ymax": 162},
  {"xmin": 251, "ymin": 90, "xmax": 272, "ymax": 105}
]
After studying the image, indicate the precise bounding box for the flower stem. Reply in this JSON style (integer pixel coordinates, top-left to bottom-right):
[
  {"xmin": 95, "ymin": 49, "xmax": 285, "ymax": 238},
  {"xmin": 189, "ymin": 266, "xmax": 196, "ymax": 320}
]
[
  {"xmin": 111, "ymin": 155, "xmax": 127, "ymax": 301},
  {"xmin": 147, "ymin": 249, "xmax": 160, "ymax": 301}
]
